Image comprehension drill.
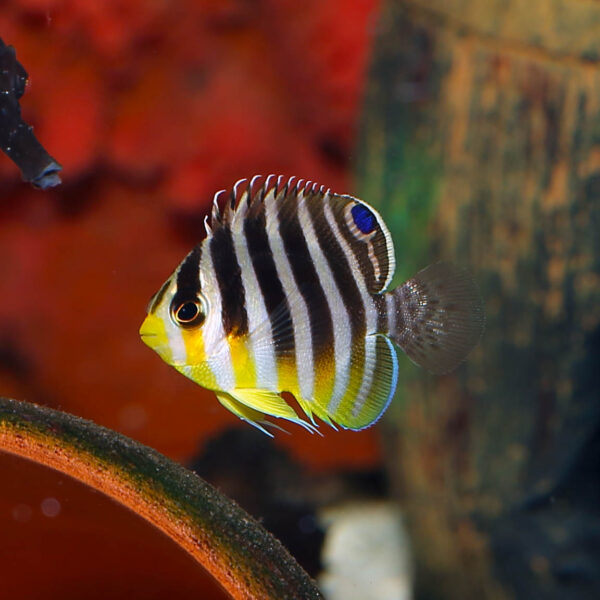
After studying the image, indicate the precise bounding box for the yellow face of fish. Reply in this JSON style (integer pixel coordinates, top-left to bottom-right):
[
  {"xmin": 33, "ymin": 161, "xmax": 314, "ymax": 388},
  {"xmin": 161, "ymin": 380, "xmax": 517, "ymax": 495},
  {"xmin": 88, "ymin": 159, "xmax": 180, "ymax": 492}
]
[{"xmin": 139, "ymin": 246, "xmax": 218, "ymax": 390}]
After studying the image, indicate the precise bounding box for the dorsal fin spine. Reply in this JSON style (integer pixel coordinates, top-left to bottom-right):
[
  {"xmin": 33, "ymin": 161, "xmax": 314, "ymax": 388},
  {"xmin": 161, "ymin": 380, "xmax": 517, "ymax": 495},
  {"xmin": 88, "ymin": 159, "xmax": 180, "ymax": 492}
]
[
  {"xmin": 203, "ymin": 214, "xmax": 212, "ymax": 235},
  {"xmin": 211, "ymin": 189, "xmax": 225, "ymax": 226},
  {"xmin": 263, "ymin": 174, "xmax": 276, "ymax": 201},
  {"xmin": 249, "ymin": 174, "xmax": 263, "ymax": 208},
  {"xmin": 232, "ymin": 178, "xmax": 247, "ymax": 207},
  {"xmin": 207, "ymin": 174, "xmax": 331, "ymax": 235},
  {"xmin": 287, "ymin": 175, "xmax": 297, "ymax": 196}
]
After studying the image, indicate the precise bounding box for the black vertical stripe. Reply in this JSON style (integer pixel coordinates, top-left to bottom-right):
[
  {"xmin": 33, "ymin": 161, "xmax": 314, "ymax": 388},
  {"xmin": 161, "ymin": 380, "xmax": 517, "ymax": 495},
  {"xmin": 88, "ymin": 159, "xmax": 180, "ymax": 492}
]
[
  {"xmin": 373, "ymin": 293, "xmax": 388, "ymax": 333},
  {"xmin": 392, "ymin": 289, "xmax": 407, "ymax": 338},
  {"xmin": 210, "ymin": 225, "xmax": 248, "ymax": 336},
  {"xmin": 243, "ymin": 201, "xmax": 295, "ymax": 357},
  {"xmin": 172, "ymin": 245, "xmax": 202, "ymax": 309},
  {"xmin": 278, "ymin": 190, "xmax": 334, "ymax": 361},
  {"xmin": 149, "ymin": 277, "xmax": 172, "ymax": 314},
  {"xmin": 372, "ymin": 234, "xmax": 390, "ymax": 290},
  {"xmin": 307, "ymin": 193, "xmax": 366, "ymax": 343}
]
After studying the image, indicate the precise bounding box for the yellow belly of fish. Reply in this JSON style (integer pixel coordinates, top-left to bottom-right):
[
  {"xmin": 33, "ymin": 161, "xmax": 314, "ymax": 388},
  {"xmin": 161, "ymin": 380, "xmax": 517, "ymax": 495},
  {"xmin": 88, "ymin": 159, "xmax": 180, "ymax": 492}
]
[
  {"xmin": 313, "ymin": 350, "xmax": 335, "ymax": 404},
  {"xmin": 175, "ymin": 363, "xmax": 218, "ymax": 389},
  {"xmin": 228, "ymin": 335, "xmax": 257, "ymax": 388}
]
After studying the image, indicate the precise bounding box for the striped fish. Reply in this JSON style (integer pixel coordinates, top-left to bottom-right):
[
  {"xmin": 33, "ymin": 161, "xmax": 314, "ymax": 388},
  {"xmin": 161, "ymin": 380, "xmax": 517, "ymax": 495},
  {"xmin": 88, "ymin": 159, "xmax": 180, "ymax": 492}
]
[{"xmin": 140, "ymin": 175, "xmax": 484, "ymax": 434}]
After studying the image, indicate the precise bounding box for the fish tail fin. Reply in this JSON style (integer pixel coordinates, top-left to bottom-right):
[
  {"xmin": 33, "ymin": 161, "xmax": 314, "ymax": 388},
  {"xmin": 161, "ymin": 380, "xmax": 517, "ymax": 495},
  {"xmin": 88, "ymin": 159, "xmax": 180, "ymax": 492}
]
[{"xmin": 386, "ymin": 262, "xmax": 484, "ymax": 374}]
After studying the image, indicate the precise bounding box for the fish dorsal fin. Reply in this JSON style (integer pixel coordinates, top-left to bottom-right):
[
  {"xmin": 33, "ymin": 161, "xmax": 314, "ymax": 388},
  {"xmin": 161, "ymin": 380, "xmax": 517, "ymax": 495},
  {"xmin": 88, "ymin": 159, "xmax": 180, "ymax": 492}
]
[
  {"xmin": 311, "ymin": 191, "xmax": 396, "ymax": 294},
  {"xmin": 209, "ymin": 176, "xmax": 395, "ymax": 295},
  {"xmin": 210, "ymin": 175, "xmax": 283, "ymax": 230}
]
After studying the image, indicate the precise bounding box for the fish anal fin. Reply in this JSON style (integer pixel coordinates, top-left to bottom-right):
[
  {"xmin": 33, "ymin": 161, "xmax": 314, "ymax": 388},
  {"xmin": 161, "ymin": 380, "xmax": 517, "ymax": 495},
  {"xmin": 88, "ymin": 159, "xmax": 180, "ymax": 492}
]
[{"xmin": 327, "ymin": 334, "xmax": 398, "ymax": 431}]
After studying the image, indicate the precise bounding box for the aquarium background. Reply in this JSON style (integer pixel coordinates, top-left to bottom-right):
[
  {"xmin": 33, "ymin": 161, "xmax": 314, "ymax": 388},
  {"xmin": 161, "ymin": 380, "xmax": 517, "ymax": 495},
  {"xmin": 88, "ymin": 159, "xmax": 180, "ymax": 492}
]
[
  {"xmin": 1, "ymin": 1, "xmax": 599, "ymax": 599},
  {"xmin": 0, "ymin": 1, "xmax": 383, "ymax": 597}
]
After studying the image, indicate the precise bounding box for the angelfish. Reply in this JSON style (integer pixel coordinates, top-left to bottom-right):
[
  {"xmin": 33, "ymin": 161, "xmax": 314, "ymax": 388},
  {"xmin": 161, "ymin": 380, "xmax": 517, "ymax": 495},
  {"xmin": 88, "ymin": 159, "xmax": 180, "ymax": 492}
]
[{"xmin": 140, "ymin": 176, "xmax": 484, "ymax": 434}]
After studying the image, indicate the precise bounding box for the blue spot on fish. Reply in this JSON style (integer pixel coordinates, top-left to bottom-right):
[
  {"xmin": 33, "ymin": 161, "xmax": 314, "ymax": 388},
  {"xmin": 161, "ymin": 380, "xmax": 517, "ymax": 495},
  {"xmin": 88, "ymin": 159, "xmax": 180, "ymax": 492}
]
[{"xmin": 351, "ymin": 204, "xmax": 376, "ymax": 234}]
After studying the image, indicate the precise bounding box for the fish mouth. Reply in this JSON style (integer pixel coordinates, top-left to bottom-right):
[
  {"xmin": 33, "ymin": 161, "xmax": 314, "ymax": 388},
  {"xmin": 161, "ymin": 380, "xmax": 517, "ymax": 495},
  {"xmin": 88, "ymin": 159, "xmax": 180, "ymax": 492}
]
[
  {"xmin": 139, "ymin": 313, "xmax": 162, "ymax": 339},
  {"xmin": 139, "ymin": 332, "xmax": 158, "ymax": 349},
  {"xmin": 139, "ymin": 313, "xmax": 171, "ymax": 361}
]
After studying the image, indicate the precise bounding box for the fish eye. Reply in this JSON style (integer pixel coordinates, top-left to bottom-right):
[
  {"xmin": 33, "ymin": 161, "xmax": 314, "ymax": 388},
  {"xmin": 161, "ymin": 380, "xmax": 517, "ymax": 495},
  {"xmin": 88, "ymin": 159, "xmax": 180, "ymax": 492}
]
[{"xmin": 171, "ymin": 299, "xmax": 205, "ymax": 327}]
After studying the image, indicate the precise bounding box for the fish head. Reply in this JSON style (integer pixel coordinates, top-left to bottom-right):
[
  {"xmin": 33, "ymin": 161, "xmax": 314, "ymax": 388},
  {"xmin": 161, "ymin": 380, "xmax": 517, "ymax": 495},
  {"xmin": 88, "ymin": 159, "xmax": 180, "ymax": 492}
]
[{"xmin": 140, "ymin": 273, "xmax": 211, "ymax": 373}]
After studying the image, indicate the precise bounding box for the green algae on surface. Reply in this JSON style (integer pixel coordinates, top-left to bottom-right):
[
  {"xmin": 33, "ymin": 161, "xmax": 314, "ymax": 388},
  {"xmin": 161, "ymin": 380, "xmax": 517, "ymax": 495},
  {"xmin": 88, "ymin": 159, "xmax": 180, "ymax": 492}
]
[
  {"xmin": 354, "ymin": 2, "xmax": 445, "ymax": 418},
  {"xmin": 0, "ymin": 397, "xmax": 323, "ymax": 600},
  {"xmin": 355, "ymin": 1, "xmax": 444, "ymax": 286}
]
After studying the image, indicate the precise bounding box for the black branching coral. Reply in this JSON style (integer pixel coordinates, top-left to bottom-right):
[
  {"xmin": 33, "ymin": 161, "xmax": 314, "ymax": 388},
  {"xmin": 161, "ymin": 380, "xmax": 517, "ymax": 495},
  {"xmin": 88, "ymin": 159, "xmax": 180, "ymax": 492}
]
[{"xmin": 0, "ymin": 38, "xmax": 61, "ymax": 189}]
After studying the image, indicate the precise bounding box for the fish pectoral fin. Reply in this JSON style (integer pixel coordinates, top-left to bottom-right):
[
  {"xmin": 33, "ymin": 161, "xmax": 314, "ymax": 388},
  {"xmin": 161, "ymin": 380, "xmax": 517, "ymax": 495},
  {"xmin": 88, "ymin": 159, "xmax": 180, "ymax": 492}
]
[{"xmin": 229, "ymin": 388, "xmax": 319, "ymax": 434}]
